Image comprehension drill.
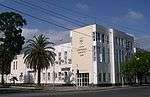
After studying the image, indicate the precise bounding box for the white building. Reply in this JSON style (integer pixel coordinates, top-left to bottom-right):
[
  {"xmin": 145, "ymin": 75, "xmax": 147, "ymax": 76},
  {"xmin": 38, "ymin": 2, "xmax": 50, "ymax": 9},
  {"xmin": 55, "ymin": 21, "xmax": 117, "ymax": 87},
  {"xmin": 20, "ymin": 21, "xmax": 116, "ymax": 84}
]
[
  {"xmin": 5, "ymin": 24, "xmax": 134, "ymax": 86},
  {"xmin": 71, "ymin": 24, "xmax": 134, "ymax": 86},
  {"xmin": 9, "ymin": 43, "xmax": 73, "ymax": 84}
]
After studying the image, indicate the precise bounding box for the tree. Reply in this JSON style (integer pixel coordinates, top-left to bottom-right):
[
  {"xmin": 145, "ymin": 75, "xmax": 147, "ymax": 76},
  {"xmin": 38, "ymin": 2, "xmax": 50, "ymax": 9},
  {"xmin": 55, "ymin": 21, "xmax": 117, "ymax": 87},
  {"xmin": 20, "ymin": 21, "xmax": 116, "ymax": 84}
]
[
  {"xmin": 0, "ymin": 12, "xmax": 26, "ymax": 85},
  {"xmin": 24, "ymin": 34, "xmax": 56, "ymax": 86},
  {"xmin": 121, "ymin": 52, "xmax": 150, "ymax": 85}
]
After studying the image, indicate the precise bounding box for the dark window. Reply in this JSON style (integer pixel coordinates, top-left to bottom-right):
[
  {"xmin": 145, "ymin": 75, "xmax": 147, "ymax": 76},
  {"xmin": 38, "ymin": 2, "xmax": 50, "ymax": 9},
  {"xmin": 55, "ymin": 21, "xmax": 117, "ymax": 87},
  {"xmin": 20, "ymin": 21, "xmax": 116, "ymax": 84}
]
[
  {"xmin": 106, "ymin": 35, "xmax": 109, "ymax": 44},
  {"xmin": 64, "ymin": 51, "xmax": 67, "ymax": 64},
  {"xmin": 92, "ymin": 32, "xmax": 95, "ymax": 41},
  {"xmin": 13, "ymin": 62, "xmax": 15, "ymax": 70},
  {"xmin": 48, "ymin": 72, "xmax": 50, "ymax": 80},
  {"xmin": 96, "ymin": 32, "xmax": 100, "ymax": 41},
  {"xmin": 103, "ymin": 73, "xmax": 106, "ymax": 82},
  {"xmin": 16, "ymin": 61, "xmax": 17, "ymax": 70},
  {"xmin": 102, "ymin": 47, "xmax": 105, "ymax": 62},
  {"xmin": 102, "ymin": 34, "xmax": 105, "ymax": 43},
  {"xmin": 58, "ymin": 52, "xmax": 61, "ymax": 65},
  {"xmin": 98, "ymin": 73, "xmax": 102, "ymax": 82},
  {"xmin": 68, "ymin": 59, "xmax": 72, "ymax": 64}
]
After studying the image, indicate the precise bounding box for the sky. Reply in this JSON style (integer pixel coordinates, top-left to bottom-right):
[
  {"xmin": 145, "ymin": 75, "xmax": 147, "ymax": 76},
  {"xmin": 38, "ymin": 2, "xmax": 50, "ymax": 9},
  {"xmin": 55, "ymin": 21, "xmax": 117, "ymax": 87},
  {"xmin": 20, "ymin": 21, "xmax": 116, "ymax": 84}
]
[{"xmin": 0, "ymin": 0, "xmax": 150, "ymax": 50}]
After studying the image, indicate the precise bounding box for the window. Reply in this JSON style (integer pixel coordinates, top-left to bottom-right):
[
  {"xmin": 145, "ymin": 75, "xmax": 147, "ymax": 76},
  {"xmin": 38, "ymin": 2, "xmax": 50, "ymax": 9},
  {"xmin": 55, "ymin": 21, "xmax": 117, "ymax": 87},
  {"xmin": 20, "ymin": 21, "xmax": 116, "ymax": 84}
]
[
  {"xmin": 116, "ymin": 49, "xmax": 119, "ymax": 65},
  {"xmin": 122, "ymin": 50, "xmax": 124, "ymax": 62},
  {"xmin": 64, "ymin": 51, "xmax": 67, "ymax": 64},
  {"xmin": 123, "ymin": 39, "xmax": 126, "ymax": 47},
  {"xmin": 108, "ymin": 73, "xmax": 111, "ymax": 82},
  {"xmin": 13, "ymin": 62, "xmax": 15, "ymax": 70},
  {"xmin": 119, "ymin": 50, "xmax": 122, "ymax": 63},
  {"xmin": 115, "ymin": 37, "xmax": 120, "ymax": 46},
  {"xmin": 98, "ymin": 73, "xmax": 102, "ymax": 82},
  {"xmin": 55, "ymin": 73, "xmax": 57, "ymax": 78},
  {"xmin": 68, "ymin": 59, "xmax": 72, "ymax": 64},
  {"xmin": 96, "ymin": 32, "xmax": 101, "ymax": 42},
  {"xmin": 58, "ymin": 52, "xmax": 61, "ymax": 65},
  {"xmin": 77, "ymin": 73, "xmax": 89, "ymax": 86},
  {"xmin": 93, "ymin": 46, "xmax": 96, "ymax": 61},
  {"xmin": 121, "ymin": 38, "xmax": 123, "ymax": 46},
  {"xmin": 43, "ymin": 73, "xmax": 45, "ymax": 80},
  {"xmin": 102, "ymin": 34, "xmax": 105, "ymax": 43},
  {"xmin": 19, "ymin": 73, "xmax": 23, "ymax": 81},
  {"xmin": 48, "ymin": 72, "xmax": 50, "ymax": 80},
  {"xmin": 92, "ymin": 32, "xmax": 95, "ymax": 41},
  {"xmin": 64, "ymin": 72, "xmax": 67, "ymax": 77},
  {"xmin": 106, "ymin": 35, "xmax": 109, "ymax": 44},
  {"xmin": 119, "ymin": 38, "xmax": 121, "ymax": 46},
  {"xmin": 58, "ymin": 72, "xmax": 61, "ymax": 76},
  {"xmin": 106, "ymin": 48, "xmax": 110, "ymax": 63},
  {"xmin": 16, "ymin": 61, "xmax": 17, "ymax": 70},
  {"xmin": 103, "ymin": 73, "xmax": 106, "ymax": 82},
  {"xmin": 97, "ymin": 46, "xmax": 102, "ymax": 62},
  {"xmin": 102, "ymin": 47, "xmax": 105, "ymax": 62},
  {"xmin": 58, "ymin": 72, "xmax": 61, "ymax": 80},
  {"xmin": 115, "ymin": 37, "xmax": 117, "ymax": 45}
]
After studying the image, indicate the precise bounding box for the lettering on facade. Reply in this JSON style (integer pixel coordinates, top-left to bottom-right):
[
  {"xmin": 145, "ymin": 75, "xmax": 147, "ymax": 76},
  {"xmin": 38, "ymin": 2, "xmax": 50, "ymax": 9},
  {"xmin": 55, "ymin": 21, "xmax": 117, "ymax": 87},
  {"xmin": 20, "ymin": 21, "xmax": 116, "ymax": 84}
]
[{"xmin": 77, "ymin": 37, "xmax": 87, "ymax": 56}]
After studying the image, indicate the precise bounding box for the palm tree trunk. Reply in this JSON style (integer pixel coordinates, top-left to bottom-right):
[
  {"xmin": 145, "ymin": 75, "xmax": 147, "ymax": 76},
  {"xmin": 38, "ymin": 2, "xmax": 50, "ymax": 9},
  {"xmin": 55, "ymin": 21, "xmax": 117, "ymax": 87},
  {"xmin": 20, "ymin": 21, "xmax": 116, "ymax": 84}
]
[{"xmin": 37, "ymin": 68, "xmax": 41, "ymax": 86}]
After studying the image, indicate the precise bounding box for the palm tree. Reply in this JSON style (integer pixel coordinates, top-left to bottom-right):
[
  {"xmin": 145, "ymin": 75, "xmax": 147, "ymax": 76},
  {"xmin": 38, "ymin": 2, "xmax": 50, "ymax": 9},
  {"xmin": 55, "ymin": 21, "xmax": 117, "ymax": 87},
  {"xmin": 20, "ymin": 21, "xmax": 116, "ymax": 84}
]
[{"xmin": 24, "ymin": 34, "xmax": 55, "ymax": 86}]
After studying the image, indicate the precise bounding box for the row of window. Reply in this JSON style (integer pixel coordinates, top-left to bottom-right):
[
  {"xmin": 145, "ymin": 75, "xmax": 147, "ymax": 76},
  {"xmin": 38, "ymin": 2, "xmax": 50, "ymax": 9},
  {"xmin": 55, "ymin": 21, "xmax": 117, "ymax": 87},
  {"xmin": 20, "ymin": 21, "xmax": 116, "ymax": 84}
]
[
  {"xmin": 98, "ymin": 73, "xmax": 110, "ymax": 82},
  {"xmin": 92, "ymin": 32, "xmax": 109, "ymax": 44},
  {"xmin": 42, "ymin": 71, "xmax": 70, "ymax": 81},
  {"xmin": 56, "ymin": 51, "xmax": 71, "ymax": 65},
  {"xmin": 93, "ymin": 46, "xmax": 110, "ymax": 63},
  {"xmin": 115, "ymin": 49, "xmax": 124, "ymax": 66},
  {"xmin": 115, "ymin": 37, "xmax": 132, "ymax": 49},
  {"xmin": 115, "ymin": 49, "xmax": 132, "ymax": 66}
]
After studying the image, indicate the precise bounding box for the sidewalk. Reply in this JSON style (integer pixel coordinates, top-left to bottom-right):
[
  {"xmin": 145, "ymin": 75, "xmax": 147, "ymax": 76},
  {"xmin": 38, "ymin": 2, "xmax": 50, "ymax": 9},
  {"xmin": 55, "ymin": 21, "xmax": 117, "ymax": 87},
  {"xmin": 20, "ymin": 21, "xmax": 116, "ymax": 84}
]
[
  {"xmin": 0, "ymin": 85, "xmax": 130, "ymax": 94},
  {"xmin": 44, "ymin": 86, "xmax": 126, "ymax": 92}
]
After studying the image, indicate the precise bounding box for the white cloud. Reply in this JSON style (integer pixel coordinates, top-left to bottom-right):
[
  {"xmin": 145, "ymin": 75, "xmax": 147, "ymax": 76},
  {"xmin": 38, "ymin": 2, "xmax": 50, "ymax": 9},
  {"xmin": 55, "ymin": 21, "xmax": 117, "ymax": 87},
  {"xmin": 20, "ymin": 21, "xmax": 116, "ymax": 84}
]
[
  {"xmin": 76, "ymin": 3, "xmax": 89, "ymax": 12},
  {"xmin": 22, "ymin": 28, "xmax": 39, "ymax": 40},
  {"xmin": 112, "ymin": 9, "xmax": 144, "ymax": 24},
  {"xmin": 22, "ymin": 28, "xmax": 70, "ymax": 45},
  {"xmin": 126, "ymin": 10, "xmax": 144, "ymax": 20}
]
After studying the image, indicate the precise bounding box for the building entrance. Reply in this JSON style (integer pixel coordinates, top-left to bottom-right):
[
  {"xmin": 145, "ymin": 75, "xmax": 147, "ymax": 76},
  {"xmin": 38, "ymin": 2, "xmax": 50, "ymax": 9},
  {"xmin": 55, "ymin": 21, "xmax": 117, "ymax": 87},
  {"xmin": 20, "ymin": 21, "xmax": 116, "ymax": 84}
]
[{"xmin": 77, "ymin": 73, "xmax": 89, "ymax": 86}]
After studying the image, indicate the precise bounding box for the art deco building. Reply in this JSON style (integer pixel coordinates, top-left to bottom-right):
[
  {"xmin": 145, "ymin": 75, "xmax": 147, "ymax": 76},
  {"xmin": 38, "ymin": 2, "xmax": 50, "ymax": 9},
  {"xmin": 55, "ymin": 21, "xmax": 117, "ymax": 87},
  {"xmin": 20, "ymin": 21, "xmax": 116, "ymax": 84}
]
[{"xmin": 5, "ymin": 24, "xmax": 134, "ymax": 86}]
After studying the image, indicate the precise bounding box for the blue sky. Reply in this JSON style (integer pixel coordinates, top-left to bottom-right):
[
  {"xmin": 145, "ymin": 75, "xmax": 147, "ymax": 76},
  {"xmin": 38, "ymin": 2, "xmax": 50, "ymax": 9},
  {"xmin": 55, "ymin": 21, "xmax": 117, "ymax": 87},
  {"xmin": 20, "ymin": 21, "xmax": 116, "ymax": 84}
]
[{"xmin": 0, "ymin": 0, "xmax": 150, "ymax": 49}]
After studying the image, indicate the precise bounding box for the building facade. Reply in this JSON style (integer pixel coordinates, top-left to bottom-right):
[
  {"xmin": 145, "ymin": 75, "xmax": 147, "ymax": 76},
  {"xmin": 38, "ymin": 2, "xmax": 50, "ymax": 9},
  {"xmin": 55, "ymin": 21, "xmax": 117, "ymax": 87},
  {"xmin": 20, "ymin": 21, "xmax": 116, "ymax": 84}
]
[
  {"xmin": 4, "ymin": 24, "xmax": 134, "ymax": 86},
  {"xmin": 71, "ymin": 24, "xmax": 134, "ymax": 86},
  {"xmin": 9, "ymin": 43, "xmax": 73, "ymax": 84}
]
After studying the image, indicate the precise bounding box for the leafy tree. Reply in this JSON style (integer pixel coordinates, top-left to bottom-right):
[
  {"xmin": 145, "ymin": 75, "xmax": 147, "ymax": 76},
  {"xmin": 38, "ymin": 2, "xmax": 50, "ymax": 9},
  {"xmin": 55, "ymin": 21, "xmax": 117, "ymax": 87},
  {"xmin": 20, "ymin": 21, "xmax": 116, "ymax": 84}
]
[
  {"xmin": 0, "ymin": 12, "xmax": 26, "ymax": 84},
  {"xmin": 121, "ymin": 52, "xmax": 150, "ymax": 85},
  {"xmin": 24, "ymin": 34, "xmax": 56, "ymax": 86}
]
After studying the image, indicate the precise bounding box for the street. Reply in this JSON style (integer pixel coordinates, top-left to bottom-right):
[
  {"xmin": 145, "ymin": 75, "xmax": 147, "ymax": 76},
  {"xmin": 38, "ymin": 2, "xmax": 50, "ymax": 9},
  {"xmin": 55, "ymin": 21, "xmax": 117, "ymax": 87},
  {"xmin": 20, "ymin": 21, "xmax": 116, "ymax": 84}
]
[{"xmin": 1, "ymin": 86, "xmax": 150, "ymax": 97}]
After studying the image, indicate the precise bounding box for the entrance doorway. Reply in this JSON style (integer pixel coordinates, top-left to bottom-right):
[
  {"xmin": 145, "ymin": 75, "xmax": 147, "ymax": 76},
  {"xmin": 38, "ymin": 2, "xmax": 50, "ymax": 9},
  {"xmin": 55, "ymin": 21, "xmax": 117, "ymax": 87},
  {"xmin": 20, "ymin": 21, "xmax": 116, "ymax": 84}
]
[{"xmin": 77, "ymin": 73, "xmax": 89, "ymax": 86}]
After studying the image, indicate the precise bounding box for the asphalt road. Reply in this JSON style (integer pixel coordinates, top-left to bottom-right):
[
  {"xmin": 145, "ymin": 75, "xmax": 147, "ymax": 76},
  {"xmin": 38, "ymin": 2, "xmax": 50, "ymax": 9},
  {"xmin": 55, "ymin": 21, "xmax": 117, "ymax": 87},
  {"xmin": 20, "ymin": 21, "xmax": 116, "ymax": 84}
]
[{"xmin": 1, "ymin": 86, "xmax": 150, "ymax": 97}]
